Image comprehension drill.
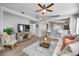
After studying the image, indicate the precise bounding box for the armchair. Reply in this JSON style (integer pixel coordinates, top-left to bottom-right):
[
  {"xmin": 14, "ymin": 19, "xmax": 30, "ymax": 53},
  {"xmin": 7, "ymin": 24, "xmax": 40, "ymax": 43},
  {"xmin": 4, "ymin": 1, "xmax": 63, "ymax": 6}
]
[
  {"xmin": 0, "ymin": 35, "xmax": 4, "ymax": 50},
  {"xmin": 1, "ymin": 32, "xmax": 17, "ymax": 49}
]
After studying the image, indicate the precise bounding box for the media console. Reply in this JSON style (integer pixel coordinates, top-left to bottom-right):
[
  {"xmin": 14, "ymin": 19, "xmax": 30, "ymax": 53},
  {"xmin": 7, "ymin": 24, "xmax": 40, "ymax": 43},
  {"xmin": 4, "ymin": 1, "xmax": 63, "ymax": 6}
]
[{"xmin": 16, "ymin": 32, "xmax": 31, "ymax": 42}]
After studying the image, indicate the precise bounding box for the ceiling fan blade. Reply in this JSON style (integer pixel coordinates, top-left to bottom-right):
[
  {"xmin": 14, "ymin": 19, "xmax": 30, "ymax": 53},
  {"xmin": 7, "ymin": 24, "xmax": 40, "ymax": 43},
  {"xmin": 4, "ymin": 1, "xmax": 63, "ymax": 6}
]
[
  {"xmin": 38, "ymin": 4, "xmax": 43, "ymax": 8},
  {"xmin": 35, "ymin": 9, "xmax": 42, "ymax": 12},
  {"xmin": 43, "ymin": 5, "xmax": 46, "ymax": 9},
  {"xmin": 46, "ymin": 3, "xmax": 54, "ymax": 8},
  {"xmin": 46, "ymin": 9, "xmax": 53, "ymax": 12}
]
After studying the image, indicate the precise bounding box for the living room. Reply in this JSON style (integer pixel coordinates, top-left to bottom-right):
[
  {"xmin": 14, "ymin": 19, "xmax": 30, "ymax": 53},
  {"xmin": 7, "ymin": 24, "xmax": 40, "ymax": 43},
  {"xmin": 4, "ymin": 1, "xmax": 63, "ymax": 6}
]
[{"xmin": 0, "ymin": 3, "xmax": 79, "ymax": 56}]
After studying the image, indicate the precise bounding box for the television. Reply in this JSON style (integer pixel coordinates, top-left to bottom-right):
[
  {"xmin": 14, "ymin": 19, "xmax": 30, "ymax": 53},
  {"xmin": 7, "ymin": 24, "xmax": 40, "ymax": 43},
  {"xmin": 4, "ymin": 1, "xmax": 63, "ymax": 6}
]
[
  {"xmin": 25, "ymin": 25, "xmax": 30, "ymax": 29},
  {"xmin": 18, "ymin": 24, "xmax": 30, "ymax": 32}
]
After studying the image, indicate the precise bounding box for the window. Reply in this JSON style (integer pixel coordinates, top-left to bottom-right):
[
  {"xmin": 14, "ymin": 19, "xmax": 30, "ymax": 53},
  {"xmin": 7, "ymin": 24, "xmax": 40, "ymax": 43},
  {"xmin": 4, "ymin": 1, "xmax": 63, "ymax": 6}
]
[{"xmin": 76, "ymin": 17, "xmax": 79, "ymax": 34}]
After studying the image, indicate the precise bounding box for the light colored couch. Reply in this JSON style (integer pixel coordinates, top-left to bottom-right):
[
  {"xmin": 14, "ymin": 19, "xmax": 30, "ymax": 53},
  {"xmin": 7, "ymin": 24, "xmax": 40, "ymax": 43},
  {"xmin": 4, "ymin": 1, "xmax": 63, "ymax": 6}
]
[
  {"xmin": 57, "ymin": 42, "xmax": 79, "ymax": 56},
  {"xmin": 53, "ymin": 34, "xmax": 79, "ymax": 56}
]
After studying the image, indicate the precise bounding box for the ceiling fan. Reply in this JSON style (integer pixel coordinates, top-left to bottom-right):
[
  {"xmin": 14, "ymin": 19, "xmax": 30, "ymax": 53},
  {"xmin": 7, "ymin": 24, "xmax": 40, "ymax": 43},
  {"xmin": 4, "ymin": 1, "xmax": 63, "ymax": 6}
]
[{"xmin": 35, "ymin": 3, "xmax": 54, "ymax": 15}]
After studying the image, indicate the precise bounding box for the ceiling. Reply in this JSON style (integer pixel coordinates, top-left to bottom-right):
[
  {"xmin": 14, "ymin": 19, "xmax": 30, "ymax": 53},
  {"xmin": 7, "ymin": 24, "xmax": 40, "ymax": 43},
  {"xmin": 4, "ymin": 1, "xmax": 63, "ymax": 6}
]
[{"xmin": 0, "ymin": 3, "xmax": 79, "ymax": 20}]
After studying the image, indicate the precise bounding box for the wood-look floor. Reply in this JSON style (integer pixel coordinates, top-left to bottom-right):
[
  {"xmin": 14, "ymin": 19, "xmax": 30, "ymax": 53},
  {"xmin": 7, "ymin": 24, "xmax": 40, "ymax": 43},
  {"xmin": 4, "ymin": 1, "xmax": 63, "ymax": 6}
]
[
  {"xmin": 0, "ymin": 35, "xmax": 40, "ymax": 56},
  {"xmin": 0, "ymin": 35, "xmax": 57, "ymax": 56}
]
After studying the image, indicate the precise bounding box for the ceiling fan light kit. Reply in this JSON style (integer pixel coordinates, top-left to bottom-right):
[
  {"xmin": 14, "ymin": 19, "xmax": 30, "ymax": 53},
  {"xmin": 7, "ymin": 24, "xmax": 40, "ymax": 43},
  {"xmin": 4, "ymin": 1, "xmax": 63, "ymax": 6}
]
[
  {"xmin": 36, "ymin": 3, "xmax": 54, "ymax": 15},
  {"xmin": 41, "ymin": 9, "xmax": 46, "ymax": 14}
]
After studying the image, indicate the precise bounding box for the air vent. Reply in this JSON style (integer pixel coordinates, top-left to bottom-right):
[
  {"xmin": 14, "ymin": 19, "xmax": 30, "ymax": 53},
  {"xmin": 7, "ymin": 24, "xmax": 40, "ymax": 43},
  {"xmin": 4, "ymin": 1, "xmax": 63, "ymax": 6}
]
[
  {"xmin": 21, "ymin": 11, "xmax": 24, "ymax": 14},
  {"xmin": 46, "ymin": 15, "xmax": 60, "ymax": 18}
]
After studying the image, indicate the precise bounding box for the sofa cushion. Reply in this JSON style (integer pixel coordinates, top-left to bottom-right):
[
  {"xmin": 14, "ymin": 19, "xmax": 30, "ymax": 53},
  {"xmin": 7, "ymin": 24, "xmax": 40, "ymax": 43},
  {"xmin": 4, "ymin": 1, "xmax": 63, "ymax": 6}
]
[
  {"xmin": 75, "ymin": 35, "xmax": 79, "ymax": 42},
  {"xmin": 62, "ymin": 45, "xmax": 72, "ymax": 53},
  {"xmin": 63, "ymin": 36, "xmax": 75, "ymax": 45},
  {"xmin": 1, "ymin": 32, "xmax": 12, "ymax": 43},
  {"xmin": 60, "ymin": 42, "xmax": 79, "ymax": 56},
  {"xmin": 4, "ymin": 39, "xmax": 17, "ymax": 45},
  {"xmin": 71, "ymin": 34, "xmax": 79, "ymax": 42},
  {"xmin": 68, "ymin": 42, "xmax": 79, "ymax": 55}
]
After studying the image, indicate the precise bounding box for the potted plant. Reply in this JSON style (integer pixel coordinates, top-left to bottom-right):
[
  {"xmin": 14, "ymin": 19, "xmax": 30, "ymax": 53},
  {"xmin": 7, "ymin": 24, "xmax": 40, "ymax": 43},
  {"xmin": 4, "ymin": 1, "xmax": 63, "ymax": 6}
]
[{"xmin": 3, "ymin": 27, "xmax": 14, "ymax": 35}]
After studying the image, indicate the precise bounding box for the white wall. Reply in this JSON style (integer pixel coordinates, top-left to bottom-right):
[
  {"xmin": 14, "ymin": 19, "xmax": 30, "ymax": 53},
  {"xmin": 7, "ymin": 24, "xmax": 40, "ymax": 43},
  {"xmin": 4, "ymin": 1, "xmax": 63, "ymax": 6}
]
[
  {"xmin": 70, "ymin": 16, "xmax": 77, "ymax": 34},
  {"xmin": 3, "ymin": 12, "xmax": 30, "ymax": 32},
  {"xmin": 0, "ymin": 7, "xmax": 4, "ymax": 32},
  {"xmin": 38, "ymin": 22, "xmax": 46, "ymax": 37},
  {"xmin": 30, "ymin": 24, "xmax": 36, "ymax": 35}
]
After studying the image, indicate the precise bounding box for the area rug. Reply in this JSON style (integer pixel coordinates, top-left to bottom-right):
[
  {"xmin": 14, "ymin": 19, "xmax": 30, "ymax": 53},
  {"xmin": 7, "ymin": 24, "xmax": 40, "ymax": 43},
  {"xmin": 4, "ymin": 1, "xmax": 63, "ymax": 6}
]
[{"xmin": 23, "ymin": 40, "xmax": 58, "ymax": 56}]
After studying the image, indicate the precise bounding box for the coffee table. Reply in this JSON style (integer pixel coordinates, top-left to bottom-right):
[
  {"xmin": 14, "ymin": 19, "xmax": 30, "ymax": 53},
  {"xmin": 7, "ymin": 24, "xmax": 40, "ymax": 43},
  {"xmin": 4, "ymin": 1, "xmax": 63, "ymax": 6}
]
[
  {"xmin": 23, "ymin": 41, "xmax": 58, "ymax": 56},
  {"xmin": 40, "ymin": 42, "xmax": 50, "ymax": 48}
]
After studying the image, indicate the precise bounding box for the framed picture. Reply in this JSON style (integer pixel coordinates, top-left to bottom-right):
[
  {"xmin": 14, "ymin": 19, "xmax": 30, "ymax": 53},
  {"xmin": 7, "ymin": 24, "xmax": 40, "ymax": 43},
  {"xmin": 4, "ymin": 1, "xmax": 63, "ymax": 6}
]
[{"xmin": 64, "ymin": 24, "xmax": 69, "ymax": 30}]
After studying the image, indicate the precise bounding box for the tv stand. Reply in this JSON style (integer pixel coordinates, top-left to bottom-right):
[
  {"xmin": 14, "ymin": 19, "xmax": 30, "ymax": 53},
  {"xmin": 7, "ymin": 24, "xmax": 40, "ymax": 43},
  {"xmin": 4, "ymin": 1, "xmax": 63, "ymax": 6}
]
[{"xmin": 16, "ymin": 32, "xmax": 31, "ymax": 42}]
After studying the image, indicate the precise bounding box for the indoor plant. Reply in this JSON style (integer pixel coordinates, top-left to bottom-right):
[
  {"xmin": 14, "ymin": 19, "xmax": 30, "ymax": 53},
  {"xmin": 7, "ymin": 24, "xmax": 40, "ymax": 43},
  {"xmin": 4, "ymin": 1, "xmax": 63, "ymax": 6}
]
[{"xmin": 3, "ymin": 27, "xmax": 14, "ymax": 35}]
